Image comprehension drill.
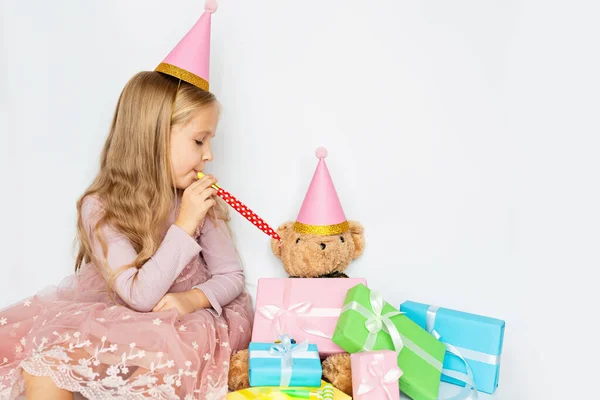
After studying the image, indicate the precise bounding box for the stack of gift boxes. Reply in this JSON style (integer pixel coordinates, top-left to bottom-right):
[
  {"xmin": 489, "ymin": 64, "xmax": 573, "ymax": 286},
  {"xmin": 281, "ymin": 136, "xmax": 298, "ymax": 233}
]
[
  {"xmin": 228, "ymin": 278, "xmax": 505, "ymax": 399},
  {"xmin": 228, "ymin": 149, "xmax": 506, "ymax": 399}
]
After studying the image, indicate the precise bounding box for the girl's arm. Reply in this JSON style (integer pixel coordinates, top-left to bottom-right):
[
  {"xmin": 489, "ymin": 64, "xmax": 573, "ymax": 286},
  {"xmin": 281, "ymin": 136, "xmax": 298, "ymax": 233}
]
[
  {"xmin": 81, "ymin": 196, "xmax": 201, "ymax": 312},
  {"xmin": 191, "ymin": 216, "xmax": 245, "ymax": 316}
]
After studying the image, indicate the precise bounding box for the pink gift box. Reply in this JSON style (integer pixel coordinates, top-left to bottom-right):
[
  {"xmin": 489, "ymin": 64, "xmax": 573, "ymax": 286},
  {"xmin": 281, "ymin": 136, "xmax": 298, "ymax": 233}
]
[
  {"xmin": 351, "ymin": 350, "xmax": 402, "ymax": 400},
  {"xmin": 251, "ymin": 278, "xmax": 367, "ymax": 356}
]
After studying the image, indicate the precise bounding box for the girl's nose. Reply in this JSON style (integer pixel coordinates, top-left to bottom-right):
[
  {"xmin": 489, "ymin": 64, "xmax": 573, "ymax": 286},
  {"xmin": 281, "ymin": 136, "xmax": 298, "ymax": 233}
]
[{"xmin": 203, "ymin": 146, "xmax": 213, "ymax": 162}]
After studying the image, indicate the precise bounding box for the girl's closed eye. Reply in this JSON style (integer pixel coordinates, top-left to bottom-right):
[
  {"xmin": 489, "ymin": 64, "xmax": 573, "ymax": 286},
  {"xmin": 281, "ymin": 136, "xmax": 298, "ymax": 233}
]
[{"xmin": 195, "ymin": 140, "xmax": 204, "ymax": 146}]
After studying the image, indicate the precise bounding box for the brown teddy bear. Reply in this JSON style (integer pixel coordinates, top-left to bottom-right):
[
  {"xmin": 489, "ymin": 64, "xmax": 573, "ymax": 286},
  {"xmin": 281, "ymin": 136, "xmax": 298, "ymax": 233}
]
[{"xmin": 228, "ymin": 148, "xmax": 364, "ymax": 396}]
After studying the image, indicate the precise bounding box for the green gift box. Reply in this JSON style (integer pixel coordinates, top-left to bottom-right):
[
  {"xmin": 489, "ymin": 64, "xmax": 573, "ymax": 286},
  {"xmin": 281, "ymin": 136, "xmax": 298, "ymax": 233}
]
[{"xmin": 332, "ymin": 283, "xmax": 446, "ymax": 400}]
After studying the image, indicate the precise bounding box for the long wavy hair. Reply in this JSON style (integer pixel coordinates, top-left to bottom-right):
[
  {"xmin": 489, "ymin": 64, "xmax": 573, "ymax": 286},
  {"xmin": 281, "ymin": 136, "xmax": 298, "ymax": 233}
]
[{"xmin": 74, "ymin": 71, "xmax": 229, "ymax": 295}]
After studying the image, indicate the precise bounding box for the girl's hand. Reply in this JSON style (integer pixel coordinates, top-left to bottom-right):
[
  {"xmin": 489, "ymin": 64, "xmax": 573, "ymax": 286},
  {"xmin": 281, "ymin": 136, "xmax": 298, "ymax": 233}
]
[
  {"xmin": 175, "ymin": 174, "xmax": 218, "ymax": 236},
  {"xmin": 152, "ymin": 290, "xmax": 208, "ymax": 315}
]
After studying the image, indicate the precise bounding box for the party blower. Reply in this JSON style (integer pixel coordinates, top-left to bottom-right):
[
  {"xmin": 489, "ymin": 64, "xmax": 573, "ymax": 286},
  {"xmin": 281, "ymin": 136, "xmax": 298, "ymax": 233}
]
[{"xmin": 197, "ymin": 172, "xmax": 281, "ymax": 244}]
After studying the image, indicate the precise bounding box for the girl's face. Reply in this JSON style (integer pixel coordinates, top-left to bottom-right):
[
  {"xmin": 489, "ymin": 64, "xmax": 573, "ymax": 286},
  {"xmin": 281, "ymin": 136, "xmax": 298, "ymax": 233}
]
[{"xmin": 170, "ymin": 103, "xmax": 219, "ymax": 189}]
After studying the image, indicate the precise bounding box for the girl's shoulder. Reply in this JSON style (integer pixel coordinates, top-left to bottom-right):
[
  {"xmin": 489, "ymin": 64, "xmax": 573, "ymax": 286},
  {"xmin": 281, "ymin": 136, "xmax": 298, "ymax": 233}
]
[
  {"xmin": 79, "ymin": 195, "xmax": 124, "ymax": 240},
  {"xmin": 81, "ymin": 194, "xmax": 104, "ymax": 211},
  {"xmin": 80, "ymin": 194, "xmax": 106, "ymax": 226}
]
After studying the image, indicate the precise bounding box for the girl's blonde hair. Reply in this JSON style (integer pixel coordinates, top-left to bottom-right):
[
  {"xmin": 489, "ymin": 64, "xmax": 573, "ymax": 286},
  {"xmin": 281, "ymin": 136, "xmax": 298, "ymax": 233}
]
[{"xmin": 74, "ymin": 71, "xmax": 229, "ymax": 295}]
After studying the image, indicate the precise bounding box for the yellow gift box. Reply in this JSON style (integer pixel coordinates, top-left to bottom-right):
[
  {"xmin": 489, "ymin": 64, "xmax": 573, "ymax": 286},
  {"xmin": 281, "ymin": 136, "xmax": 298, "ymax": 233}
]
[{"xmin": 227, "ymin": 380, "xmax": 351, "ymax": 399}]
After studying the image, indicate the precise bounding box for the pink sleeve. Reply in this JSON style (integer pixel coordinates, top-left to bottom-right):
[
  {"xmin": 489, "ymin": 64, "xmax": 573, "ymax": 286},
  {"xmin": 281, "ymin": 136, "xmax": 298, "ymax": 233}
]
[
  {"xmin": 81, "ymin": 196, "xmax": 201, "ymax": 312},
  {"xmin": 193, "ymin": 217, "xmax": 245, "ymax": 316}
]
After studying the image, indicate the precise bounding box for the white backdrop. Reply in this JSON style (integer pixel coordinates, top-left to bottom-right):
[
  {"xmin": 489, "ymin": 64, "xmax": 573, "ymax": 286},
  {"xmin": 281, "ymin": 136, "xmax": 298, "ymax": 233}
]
[{"xmin": 1, "ymin": 1, "xmax": 599, "ymax": 399}]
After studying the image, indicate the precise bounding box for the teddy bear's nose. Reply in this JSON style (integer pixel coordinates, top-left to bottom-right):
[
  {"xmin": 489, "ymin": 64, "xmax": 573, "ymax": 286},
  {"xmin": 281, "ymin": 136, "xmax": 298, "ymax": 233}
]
[{"xmin": 320, "ymin": 243, "xmax": 326, "ymax": 250}]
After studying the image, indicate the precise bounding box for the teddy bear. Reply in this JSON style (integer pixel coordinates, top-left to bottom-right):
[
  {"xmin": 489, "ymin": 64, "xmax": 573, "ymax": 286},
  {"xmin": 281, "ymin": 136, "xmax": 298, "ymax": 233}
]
[{"xmin": 228, "ymin": 147, "xmax": 364, "ymax": 396}]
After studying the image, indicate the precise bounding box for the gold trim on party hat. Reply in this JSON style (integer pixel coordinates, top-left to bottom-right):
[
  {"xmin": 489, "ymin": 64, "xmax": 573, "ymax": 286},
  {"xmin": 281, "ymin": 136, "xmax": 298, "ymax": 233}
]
[
  {"xmin": 156, "ymin": 62, "xmax": 209, "ymax": 92},
  {"xmin": 293, "ymin": 221, "xmax": 350, "ymax": 236}
]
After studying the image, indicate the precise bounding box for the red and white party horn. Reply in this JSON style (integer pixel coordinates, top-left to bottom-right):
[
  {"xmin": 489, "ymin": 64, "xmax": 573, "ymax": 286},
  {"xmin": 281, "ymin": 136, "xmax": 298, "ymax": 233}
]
[{"xmin": 198, "ymin": 172, "xmax": 282, "ymax": 243}]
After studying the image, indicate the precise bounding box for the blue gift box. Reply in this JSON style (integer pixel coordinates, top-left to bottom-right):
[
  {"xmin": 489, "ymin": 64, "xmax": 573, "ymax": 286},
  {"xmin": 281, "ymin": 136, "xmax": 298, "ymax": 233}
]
[
  {"xmin": 248, "ymin": 338, "xmax": 322, "ymax": 388},
  {"xmin": 400, "ymin": 301, "xmax": 505, "ymax": 394}
]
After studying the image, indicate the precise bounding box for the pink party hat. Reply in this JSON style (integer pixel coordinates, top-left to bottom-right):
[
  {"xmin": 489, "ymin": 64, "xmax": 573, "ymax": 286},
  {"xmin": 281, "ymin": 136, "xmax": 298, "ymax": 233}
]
[
  {"xmin": 293, "ymin": 147, "xmax": 350, "ymax": 235},
  {"xmin": 155, "ymin": 0, "xmax": 218, "ymax": 91}
]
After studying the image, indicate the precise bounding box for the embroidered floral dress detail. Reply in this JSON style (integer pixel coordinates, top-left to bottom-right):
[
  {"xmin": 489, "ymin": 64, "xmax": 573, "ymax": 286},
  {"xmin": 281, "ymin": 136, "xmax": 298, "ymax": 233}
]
[{"xmin": 0, "ymin": 200, "xmax": 252, "ymax": 399}]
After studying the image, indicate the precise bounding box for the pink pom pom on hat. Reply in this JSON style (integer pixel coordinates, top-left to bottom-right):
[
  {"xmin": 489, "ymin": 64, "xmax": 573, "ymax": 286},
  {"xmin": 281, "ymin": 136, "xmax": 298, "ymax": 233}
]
[
  {"xmin": 155, "ymin": 0, "xmax": 218, "ymax": 91},
  {"xmin": 293, "ymin": 147, "xmax": 350, "ymax": 235}
]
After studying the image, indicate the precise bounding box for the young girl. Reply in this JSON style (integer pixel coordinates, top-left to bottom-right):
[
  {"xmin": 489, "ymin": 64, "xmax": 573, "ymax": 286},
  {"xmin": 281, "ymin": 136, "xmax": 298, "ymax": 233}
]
[{"xmin": 0, "ymin": 3, "xmax": 252, "ymax": 399}]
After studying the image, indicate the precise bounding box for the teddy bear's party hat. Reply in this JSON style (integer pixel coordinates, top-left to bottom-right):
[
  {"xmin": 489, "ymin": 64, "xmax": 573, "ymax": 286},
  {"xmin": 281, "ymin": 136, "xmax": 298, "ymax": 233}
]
[
  {"xmin": 155, "ymin": 0, "xmax": 218, "ymax": 91},
  {"xmin": 293, "ymin": 147, "xmax": 350, "ymax": 235}
]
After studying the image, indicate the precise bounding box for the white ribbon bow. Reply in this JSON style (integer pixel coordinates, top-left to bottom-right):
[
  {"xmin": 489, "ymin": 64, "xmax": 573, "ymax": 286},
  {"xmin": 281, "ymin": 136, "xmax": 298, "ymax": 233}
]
[
  {"xmin": 268, "ymin": 334, "xmax": 310, "ymax": 387},
  {"xmin": 356, "ymin": 354, "xmax": 403, "ymax": 400},
  {"xmin": 426, "ymin": 306, "xmax": 478, "ymax": 400},
  {"xmin": 341, "ymin": 290, "xmax": 405, "ymax": 353},
  {"xmin": 259, "ymin": 302, "xmax": 334, "ymax": 340},
  {"xmin": 341, "ymin": 289, "xmax": 444, "ymax": 373}
]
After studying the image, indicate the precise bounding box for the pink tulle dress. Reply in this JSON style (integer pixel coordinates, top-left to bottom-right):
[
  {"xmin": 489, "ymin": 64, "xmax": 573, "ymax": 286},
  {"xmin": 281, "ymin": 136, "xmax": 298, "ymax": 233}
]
[{"xmin": 0, "ymin": 196, "xmax": 253, "ymax": 399}]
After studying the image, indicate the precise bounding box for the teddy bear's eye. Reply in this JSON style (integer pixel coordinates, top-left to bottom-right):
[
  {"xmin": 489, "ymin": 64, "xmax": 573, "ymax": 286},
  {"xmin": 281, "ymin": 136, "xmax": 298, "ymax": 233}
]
[
  {"xmin": 296, "ymin": 238, "xmax": 300, "ymax": 244},
  {"xmin": 340, "ymin": 236, "xmax": 345, "ymax": 243}
]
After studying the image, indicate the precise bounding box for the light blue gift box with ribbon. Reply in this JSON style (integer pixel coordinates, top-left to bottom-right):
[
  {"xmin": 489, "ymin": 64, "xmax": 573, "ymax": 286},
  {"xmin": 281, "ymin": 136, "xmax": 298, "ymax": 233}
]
[
  {"xmin": 400, "ymin": 301, "xmax": 505, "ymax": 395},
  {"xmin": 248, "ymin": 335, "xmax": 322, "ymax": 388}
]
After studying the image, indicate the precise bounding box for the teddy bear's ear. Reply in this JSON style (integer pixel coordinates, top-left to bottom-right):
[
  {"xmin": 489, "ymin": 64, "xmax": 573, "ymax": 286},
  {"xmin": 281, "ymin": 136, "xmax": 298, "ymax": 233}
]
[
  {"xmin": 271, "ymin": 221, "xmax": 295, "ymax": 259},
  {"xmin": 349, "ymin": 220, "xmax": 365, "ymax": 259}
]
